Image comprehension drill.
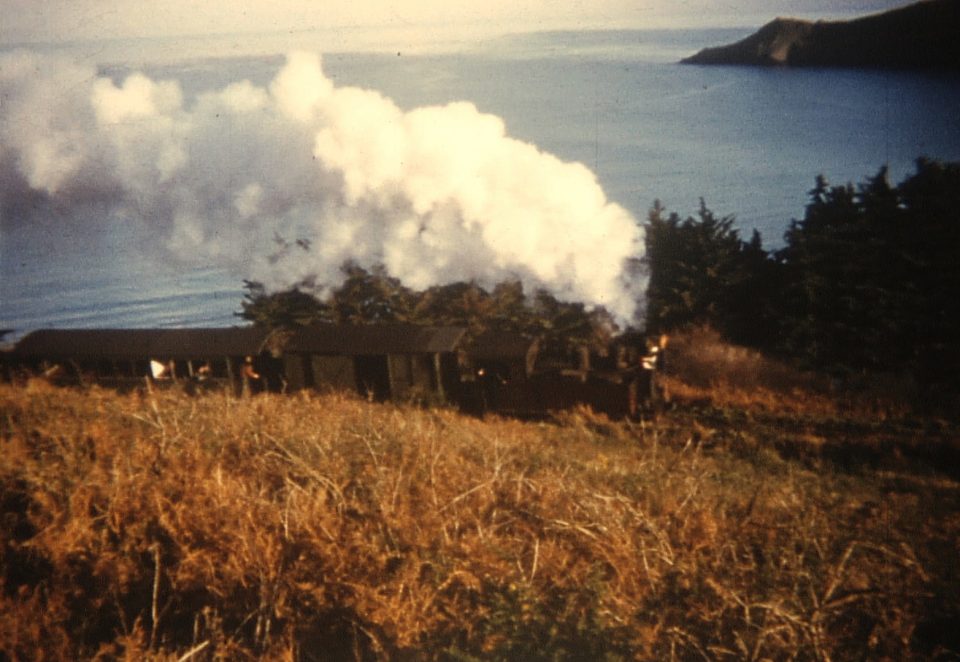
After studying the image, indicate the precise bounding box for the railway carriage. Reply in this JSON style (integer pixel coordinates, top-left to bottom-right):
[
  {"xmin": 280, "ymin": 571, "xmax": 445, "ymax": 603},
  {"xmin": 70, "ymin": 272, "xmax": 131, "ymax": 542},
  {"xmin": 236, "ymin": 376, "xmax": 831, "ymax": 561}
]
[{"xmin": 5, "ymin": 325, "xmax": 655, "ymax": 418}]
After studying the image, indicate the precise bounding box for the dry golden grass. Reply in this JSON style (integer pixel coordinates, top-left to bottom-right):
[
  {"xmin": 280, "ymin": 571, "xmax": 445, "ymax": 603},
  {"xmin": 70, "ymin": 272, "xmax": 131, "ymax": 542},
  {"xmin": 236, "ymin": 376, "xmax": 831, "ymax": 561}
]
[
  {"xmin": 661, "ymin": 327, "xmax": 923, "ymax": 420},
  {"xmin": 1, "ymin": 373, "xmax": 958, "ymax": 660}
]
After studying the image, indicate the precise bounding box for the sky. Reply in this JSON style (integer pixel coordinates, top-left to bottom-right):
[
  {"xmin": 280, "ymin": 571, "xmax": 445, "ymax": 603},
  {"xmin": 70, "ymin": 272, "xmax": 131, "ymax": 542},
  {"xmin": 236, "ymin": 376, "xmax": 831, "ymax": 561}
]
[{"xmin": 1, "ymin": 0, "xmax": 912, "ymax": 55}]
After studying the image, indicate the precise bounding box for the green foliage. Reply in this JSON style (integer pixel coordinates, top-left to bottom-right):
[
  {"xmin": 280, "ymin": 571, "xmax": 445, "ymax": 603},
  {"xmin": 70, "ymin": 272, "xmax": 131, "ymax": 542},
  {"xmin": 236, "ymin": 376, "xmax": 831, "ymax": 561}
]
[
  {"xmin": 332, "ymin": 263, "xmax": 415, "ymax": 323},
  {"xmin": 643, "ymin": 199, "xmax": 781, "ymax": 346},
  {"xmin": 238, "ymin": 265, "xmax": 615, "ymax": 350},
  {"xmin": 645, "ymin": 158, "xmax": 960, "ymax": 391},
  {"xmin": 777, "ymin": 159, "xmax": 960, "ymax": 385},
  {"xmin": 238, "ymin": 280, "xmax": 334, "ymax": 327}
]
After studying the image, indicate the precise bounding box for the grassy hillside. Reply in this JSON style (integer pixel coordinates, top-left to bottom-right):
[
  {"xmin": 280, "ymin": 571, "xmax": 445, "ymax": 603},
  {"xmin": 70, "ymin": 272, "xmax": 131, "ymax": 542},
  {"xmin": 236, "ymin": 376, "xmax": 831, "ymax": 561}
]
[{"xmin": 2, "ymin": 335, "xmax": 958, "ymax": 660}]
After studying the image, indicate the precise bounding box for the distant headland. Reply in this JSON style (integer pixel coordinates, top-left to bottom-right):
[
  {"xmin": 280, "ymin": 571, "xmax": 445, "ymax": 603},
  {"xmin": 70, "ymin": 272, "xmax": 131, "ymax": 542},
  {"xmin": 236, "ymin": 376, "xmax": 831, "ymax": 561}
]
[{"xmin": 681, "ymin": 0, "xmax": 960, "ymax": 70}]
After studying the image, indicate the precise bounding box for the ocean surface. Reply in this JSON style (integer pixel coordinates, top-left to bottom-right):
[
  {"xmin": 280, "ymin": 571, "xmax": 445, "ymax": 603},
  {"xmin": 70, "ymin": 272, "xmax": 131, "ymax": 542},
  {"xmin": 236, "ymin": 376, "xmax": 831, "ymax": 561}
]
[{"xmin": 3, "ymin": 28, "xmax": 960, "ymax": 337}]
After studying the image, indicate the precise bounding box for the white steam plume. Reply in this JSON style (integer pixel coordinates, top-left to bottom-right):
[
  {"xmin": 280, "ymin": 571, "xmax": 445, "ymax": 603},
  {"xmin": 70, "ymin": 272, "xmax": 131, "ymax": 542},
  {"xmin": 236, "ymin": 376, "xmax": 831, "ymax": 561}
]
[{"xmin": 0, "ymin": 50, "xmax": 644, "ymax": 322}]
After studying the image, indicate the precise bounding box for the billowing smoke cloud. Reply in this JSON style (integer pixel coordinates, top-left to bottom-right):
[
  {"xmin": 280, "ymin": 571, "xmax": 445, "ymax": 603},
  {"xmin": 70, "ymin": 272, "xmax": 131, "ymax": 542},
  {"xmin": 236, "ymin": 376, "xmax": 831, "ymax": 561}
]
[{"xmin": 0, "ymin": 50, "xmax": 643, "ymax": 321}]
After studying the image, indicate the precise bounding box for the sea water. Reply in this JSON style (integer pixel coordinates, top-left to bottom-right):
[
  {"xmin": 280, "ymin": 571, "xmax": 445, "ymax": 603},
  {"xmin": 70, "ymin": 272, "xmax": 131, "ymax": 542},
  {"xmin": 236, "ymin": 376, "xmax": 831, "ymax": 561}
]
[{"xmin": 3, "ymin": 29, "xmax": 960, "ymax": 334}]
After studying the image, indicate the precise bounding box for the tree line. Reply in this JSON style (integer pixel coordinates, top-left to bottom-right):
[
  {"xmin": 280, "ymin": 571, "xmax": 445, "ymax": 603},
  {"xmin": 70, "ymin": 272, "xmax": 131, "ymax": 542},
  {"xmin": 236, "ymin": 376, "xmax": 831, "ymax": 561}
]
[
  {"xmin": 240, "ymin": 158, "xmax": 959, "ymax": 387},
  {"xmin": 240, "ymin": 264, "xmax": 616, "ymax": 353},
  {"xmin": 644, "ymin": 158, "xmax": 960, "ymax": 388}
]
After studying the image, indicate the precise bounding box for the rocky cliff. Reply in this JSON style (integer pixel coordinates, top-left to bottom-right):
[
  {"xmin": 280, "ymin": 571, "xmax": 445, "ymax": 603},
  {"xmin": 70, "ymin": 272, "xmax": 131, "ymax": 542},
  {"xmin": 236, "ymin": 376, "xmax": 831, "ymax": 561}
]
[{"xmin": 682, "ymin": 0, "xmax": 960, "ymax": 69}]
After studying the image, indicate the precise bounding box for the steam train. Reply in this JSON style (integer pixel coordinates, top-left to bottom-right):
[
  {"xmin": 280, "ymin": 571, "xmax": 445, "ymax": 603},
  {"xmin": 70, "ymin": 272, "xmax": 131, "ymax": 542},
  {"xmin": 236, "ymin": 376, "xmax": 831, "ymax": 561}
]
[{"xmin": 1, "ymin": 325, "xmax": 661, "ymax": 419}]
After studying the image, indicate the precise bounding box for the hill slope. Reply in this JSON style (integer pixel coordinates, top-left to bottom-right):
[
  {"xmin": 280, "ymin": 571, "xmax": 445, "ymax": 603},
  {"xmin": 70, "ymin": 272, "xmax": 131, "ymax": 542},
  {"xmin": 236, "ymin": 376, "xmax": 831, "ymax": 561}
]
[
  {"xmin": 1, "ymin": 363, "xmax": 958, "ymax": 659},
  {"xmin": 682, "ymin": 0, "xmax": 960, "ymax": 69}
]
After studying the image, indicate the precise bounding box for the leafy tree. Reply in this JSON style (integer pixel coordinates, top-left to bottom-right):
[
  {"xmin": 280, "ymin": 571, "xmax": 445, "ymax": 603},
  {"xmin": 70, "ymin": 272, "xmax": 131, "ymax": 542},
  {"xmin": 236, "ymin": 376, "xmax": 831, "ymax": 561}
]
[
  {"xmin": 239, "ymin": 265, "xmax": 413, "ymax": 328},
  {"xmin": 332, "ymin": 263, "xmax": 414, "ymax": 324},
  {"xmin": 718, "ymin": 227, "xmax": 784, "ymax": 348},
  {"xmin": 238, "ymin": 280, "xmax": 333, "ymax": 328},
  {"xmin": 529, "ymin": 290, "xmax": 615, "ymax": 350},
  {"xmin": 776, "ymin": 159, "xmax": 960, "ymax": 386},
  {"xmin": 895, "ymin": 159, "xmax": 960, "ymax": 386},
  {"xmin": 776, "ymin": 175, "xmax": 878, "ymax": 369},
  {"xmin": 643, "ymin": 199, "xmax": 780, "ymax": 346},
  {"xmin": 408, "ymin": 281, "xmax": 496, "ymax": 335},
  {"xmin": 238, "ymin": 264, "xmax": 612, "ymax": 352},
  {"xmin": 642, "ymin": 159, "xmax": 959, "ymax": 391}
]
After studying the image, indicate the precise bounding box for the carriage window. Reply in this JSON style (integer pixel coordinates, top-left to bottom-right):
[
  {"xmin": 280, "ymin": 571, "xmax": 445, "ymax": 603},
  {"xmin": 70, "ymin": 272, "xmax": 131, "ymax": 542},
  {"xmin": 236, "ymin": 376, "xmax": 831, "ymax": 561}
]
[
  {"xmin": 173, "ymin": 360, "xmax": 190, "ymax": 379},
  {"xmin": 211, "ymin": 359, "xmax": 229, "ymax": 379}
]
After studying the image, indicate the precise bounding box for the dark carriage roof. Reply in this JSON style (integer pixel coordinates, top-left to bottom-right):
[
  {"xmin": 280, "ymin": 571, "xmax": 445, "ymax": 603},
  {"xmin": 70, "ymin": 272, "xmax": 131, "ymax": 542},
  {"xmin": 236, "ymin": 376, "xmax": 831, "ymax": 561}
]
[
  {"xmin": 13, "ymin": 328, "xmax": 273, "ymax": 360},
  {"xmin": 13, "ymin": 325, "xmax": 468, "ymax": 360},
  {"xmin": 286, "ymin": 324, "xmax": 467, "ymax": 355},
  {"xmin": 472, "ymin": 331, "xmax": 538, "ymax": 361}
]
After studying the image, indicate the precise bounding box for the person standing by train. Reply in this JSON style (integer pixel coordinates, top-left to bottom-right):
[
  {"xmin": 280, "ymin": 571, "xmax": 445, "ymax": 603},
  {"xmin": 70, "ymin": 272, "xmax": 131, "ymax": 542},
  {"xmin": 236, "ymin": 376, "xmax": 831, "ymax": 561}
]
[
  {"xmin": 242, "ymin": 355, "xmax": 262, "ymax": 395},
  {"xmin": 656, "ymin": 334, "xmax": 669, "ymax": 375},
  {"xmin": 639, "ymin": 334, "xmax": 669, "ymax": 405},
  {"xmin": 640, "ymin": 342, "xmax": 659, "ymax": 402}
]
